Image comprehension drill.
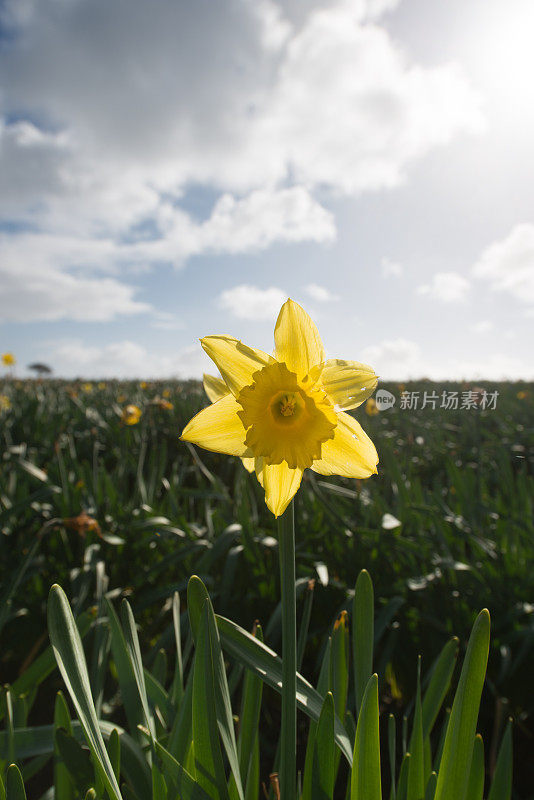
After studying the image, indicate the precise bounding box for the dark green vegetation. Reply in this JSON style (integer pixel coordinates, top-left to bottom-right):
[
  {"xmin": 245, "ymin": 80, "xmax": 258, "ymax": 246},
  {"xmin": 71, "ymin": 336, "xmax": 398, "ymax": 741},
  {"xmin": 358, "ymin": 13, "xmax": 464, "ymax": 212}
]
[{"xmin": 0, "ymin": 378, "xmax": 533, "ymax": 797}]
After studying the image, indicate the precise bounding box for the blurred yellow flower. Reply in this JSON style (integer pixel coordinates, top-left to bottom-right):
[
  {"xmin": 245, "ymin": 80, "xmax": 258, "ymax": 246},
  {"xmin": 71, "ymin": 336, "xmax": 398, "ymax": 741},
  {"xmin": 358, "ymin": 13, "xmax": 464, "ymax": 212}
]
[
  {"xmin": 82, "ymin": 382, "xmax": 93, "ymax": 393},
  {"xmin": 183, "ymin": 298, "xmax": 378, "ymax": 517},
  {"xmin": 98, "ymin": 382, "xmax": 107, "ymax": 390},
  {"xmin": 2, "ymin": 353, "xmax": 15, "ymax": 367},
  {"xmin": 152, "ymin": 396, "xmax": 174, "ymax": 410},
  {"xmin": 140, "ymin": 381, "xmax": 148, "ymax": 389},
  {"xmin": 365, "ymin": 398, "xmax": 379, "ymax": 416},
  {"xmin": 0, "ymin": 394, "xmax": 11, "ymax": 410},
  {"xmin": 121, "ymin": 404, "xmax": 142, "ymax": 425},
  {"xmin": 162, "ymin": 388, "xmax": 171, "ymax": 398},
  {"xmin": 117, "ymin": 393, "xmax": 126, "ymax": 403},
  {"xmin": 517, "ymin": 390, "xmax": 528, "ymax": 400}
]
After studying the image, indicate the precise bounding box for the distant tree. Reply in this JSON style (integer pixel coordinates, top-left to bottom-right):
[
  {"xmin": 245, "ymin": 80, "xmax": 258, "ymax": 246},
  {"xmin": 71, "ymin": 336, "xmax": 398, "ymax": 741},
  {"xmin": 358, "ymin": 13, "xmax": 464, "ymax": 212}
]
[{"xmin": 28, "ymin": 362, "xmax": 53, "ymax": 377}]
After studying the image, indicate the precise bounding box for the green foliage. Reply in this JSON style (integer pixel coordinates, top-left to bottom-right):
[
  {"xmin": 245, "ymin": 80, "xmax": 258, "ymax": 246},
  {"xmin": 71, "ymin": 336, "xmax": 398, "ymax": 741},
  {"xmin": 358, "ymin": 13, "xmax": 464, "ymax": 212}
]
[
  {"xmin": 1, "ymin": 570, "xmax": 511, "ymax": 799},
  {"xmin": 0, "ymin": 378, "xmax": 531, "ymax": 796}
]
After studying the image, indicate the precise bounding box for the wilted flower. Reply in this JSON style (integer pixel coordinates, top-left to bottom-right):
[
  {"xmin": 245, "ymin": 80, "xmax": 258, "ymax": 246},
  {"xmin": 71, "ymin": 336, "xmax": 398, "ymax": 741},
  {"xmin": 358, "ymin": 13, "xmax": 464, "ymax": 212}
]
[
  {"xmin": 182, "ymin": 299, "xmax": 378, "ymax": 516},
  {"xmin": 62, "ymin": 511, "xmax": 101, "ymax": 538},
  {"xmin": 121, "ymin": 404, "xmax": 142, "ymax": 425}
]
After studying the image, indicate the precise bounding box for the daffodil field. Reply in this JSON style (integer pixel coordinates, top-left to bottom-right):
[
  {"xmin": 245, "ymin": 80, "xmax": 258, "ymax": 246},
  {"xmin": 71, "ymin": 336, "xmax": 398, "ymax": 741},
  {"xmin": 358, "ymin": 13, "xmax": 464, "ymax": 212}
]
[{"xmin": 0, "ymin": 372, "xmax": 532, "ymax": 798}]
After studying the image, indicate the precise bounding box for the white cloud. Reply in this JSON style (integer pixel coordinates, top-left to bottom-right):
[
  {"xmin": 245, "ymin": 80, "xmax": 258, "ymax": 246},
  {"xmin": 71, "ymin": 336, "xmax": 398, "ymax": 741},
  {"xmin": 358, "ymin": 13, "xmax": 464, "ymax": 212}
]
[
  {"xmin": 0, "ymin": 239, "xmax": 151, "ymax": 322},
  {"xmin": 361, "ymin": 338, "xmax": 422, "ymax": 379},
  {"xmin": 360, "ymin": 337, "xmax": 533, "ymax": 380},
  {"xmin": 0, "ymin": 0, "xmax": 482, "ymax": 231},
  {"xmin": 219, "ymin": 285, "xmax": 288, "ymax": 320},
  {"xmin": 304, "ymin": 283, "xmax": 339, "ymax": 302},
  {"xmin": 43, "ymin": 339, "xmax": 212, "ymax": 379},
  {"xmin": 0, "ymin": 186, "xmax": 333, "ymax": 322},
  {"xmin": 417, "ymin": 271, "xmax": 470, "ymax": 303},
  {"xmin": 197, "ymin": 187, "xmax": 336, "ymax": 253},
  {"xmin": 381, "ymin": 257, "xmax": 403, "ymax": 277},
  {"xmin": 471, "ymin": 320, "xmax": 493, "ymax": 334},
  {"xmin": 0, "ymin": 0, "xmax": 484, "ymax": 327},
  {"xmin": 472, "ymin": 223, "xmax": 534, "ymax": 305}
]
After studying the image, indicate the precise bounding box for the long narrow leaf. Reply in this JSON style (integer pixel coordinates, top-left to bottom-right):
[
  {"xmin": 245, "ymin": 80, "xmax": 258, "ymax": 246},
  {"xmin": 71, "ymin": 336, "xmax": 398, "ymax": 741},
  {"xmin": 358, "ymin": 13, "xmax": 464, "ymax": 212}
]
[
  {"xmin": 353, "ymin": 570, "xmax": 374, "ymax": 717},
  {"xmin": 350, "ymin": 674, "xmax": 382, "ymax": 800},
  {"xmin": 487, "ymin": 718, "xmax": 512, "ymax": 800},
  {"xmin": 433, "ymin": 610, "xmax": 490, "ymax": 800},
  {"xmin": 215, "ymin": 614, "xmax": 352, "ymax": 764},
  {"xmin": 47, "ymin": 584, "xmax": 123, "ymax": 800}
]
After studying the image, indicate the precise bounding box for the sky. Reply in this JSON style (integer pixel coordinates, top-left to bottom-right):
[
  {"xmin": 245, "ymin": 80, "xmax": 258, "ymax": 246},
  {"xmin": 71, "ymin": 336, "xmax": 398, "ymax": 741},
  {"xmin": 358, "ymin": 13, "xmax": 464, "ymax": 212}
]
[{"xmin": 1, "ymin": 0, "xmax": 533, "ymax": 380}]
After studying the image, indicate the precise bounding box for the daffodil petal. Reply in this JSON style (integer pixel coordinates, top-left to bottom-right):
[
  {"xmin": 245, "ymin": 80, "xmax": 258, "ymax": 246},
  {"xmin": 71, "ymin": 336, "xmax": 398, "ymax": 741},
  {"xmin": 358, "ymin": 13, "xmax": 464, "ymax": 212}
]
[
  {"xmin": 201, "ymin": 336, "xmax": 273, "ymax": 397},
  {"xmin": 203, "ymin": 373, "xmax": 229, "ymax": 403},
  {"xmin": 274, "ymin": 299, "xmax": 325, "ymax": 378},
  {"xmin": 180, "ymin": 393, "xmax": 250, "ymax": 457},
  {"xmin": 320, "ymin": 359, "xmax": 378, "ymax": 411},
  {"xmin": 241, "ymin": 456, "xmax": 255, "ymax": 473},
  {"xmin": 311, "ymin": 411, "xmax": 378, "ymax": 478},
  {"xmin": 255, "ymin": 459, "xmax": 303, "ymax": 517}
]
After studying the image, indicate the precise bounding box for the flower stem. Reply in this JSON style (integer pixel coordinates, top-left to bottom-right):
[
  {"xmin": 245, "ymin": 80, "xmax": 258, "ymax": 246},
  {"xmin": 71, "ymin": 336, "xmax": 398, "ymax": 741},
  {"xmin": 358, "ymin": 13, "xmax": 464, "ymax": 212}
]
[{"xmin": 278, "ymin": 500, "xmax": 296, "ymax": 799}]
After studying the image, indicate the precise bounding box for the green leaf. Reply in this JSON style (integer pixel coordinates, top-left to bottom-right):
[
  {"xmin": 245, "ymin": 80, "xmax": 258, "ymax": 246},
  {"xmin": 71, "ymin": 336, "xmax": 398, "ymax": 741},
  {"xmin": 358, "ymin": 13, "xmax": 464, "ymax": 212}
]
[
  {"xmin": 353, "ymin": 570, "xmax": 374, "ymax": 717},
  {"xmin": 302, "ymin": 691, "xmax": 335, "ymax": 800},
  {"xmin": 0, "ymin": 720, "xmax": 149, "ymax": 798},
  {"xmin": 47, "ymin": 584, "xmax": 123, "ymax": 800},
  {"xmin": 53, "ymin": 691, "xmax": 75, "ymax": 800},
  {"xmin": 407, "ymin": 658, "xmax": 424, "ymax": 800},
  {"xmin": 155, "ymin": 741, "xmax": 213, "ymax": 800},
  {"xmin": 388, "ymin": 714, "xmax": 396, "ymax": 800},
  {"xmin": 215, "ymin": 614, "xmax": 352, "ymax": 764},
  {"xmin": 303, "ymin": 638, "xmax": 333, "ymax": 794},
  {"xmin": 423, "ymin": 772, "xmax": 436, "ymax": 800},
  {"xmin": 171, "ymin": 592, "xmax": 184, "ymax": 707},
  {"xmin": 465, "ymin": 734, "xmax": 484, "ymax": 800},
  {"xmin": 107, "ymin": 728, "xmax": 121, "ymax": 785},
  {"xmin": 188, "ymin": 577, "xmax": 244, "ymax": 800},
  {"xmin": 350, "ymin": 674, "xmax": 382, "ymax": 800},
  {"xmin": 120, "ymin": 599, "xmax": 155, "ymax": 740},
  {"xmin": 421, "ymin": 638, "xmax": 458, "ymax": 739},
  {"xmin": 397, "ymin": 754, "xmax": 410, "ymax": 800},
  {"xmin": 5, "ymin": 764, "xmax": 26, "ymax": 800},
  {"xmin": 105, "ymin": 599, "xmax": 146, "ymax": 743},
  {"xmin": 192, "ymin": 601, "xmax": 231, "ymax": 800},
  {"xmin": 167, "ymin": 670, "xmax": 194, "ymax": 766},
  {"xmin": 433, "ymin": 610, "xmax": 490, "ymax": 800},
  {"xmin": 55, "ymin": 729, "xmax": 94, "ymax": 793},
  {"xmin": 297, "ymin": 579, "xmax": 316, "ymax": 671},
  {"xmin": 488, "ymin": 718, "xmax": 512, "ymax": 800},
  {"xmin": 237, "ymin": 624, "xmax": 264, "ymax": 791}
]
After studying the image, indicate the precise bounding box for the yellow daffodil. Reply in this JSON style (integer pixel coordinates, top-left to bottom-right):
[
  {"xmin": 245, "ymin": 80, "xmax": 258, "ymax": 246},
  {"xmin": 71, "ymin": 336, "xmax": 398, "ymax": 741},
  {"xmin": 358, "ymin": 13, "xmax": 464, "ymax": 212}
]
[
  {"xmin": 121, "ymin": 404, "xmax": 142, "ymax": 426},
  {"xmin": 182, "ymin": 299, "xmax": 378, "ymax": 516},
  {"xmin": 517, "ymin": 390, "xmax": 528, "ymax": 400},
  {"xmin": 365, "ymin": 397, "xmax": 379, "ymax": 416},
  {"xmin": 2, "ymin": 352, "xmax": 15, "ymax": 367}
]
